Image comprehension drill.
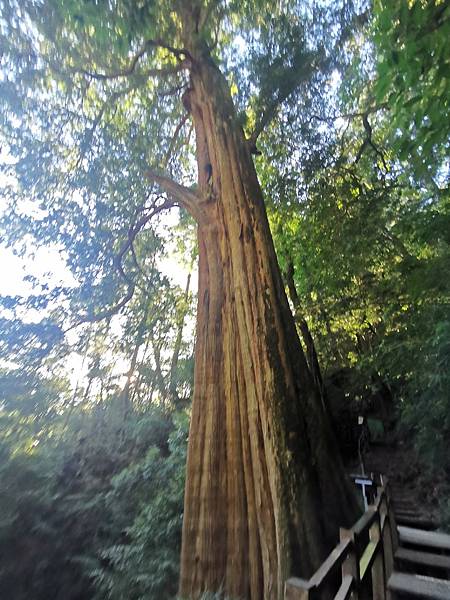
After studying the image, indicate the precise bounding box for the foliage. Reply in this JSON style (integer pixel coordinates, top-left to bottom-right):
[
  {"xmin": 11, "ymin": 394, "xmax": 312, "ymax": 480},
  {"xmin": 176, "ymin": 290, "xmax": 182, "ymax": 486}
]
[
  {"xmin": 0, "ymin": 0, "xmax": 449, "ymax": 595},
  {"xmin": 400, "ymin": 320, "xmax": 450, "ymax": 470},
  {"xmin": 373, "ymin": 0, "xmax": 450, "ymax": 182},
  {"xmin": 258, "ymin": 0, "xmax": 450, "ymax": 484},
  {"xmin": 0, "ymin": 381, "xmax": 188, "ymax": 600},
  {"xmin": 91, "ymin": 413, "xmax": 188, "ymax": 600}
]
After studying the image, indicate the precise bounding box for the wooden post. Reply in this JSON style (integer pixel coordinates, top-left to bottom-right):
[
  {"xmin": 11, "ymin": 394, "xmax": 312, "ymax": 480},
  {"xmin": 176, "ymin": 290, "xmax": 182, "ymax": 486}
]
[
  {"xmin": 379, "ymin": 491, "xmax": 394, "ymax": 581},
  {"xmin": 370, "ymin": 510, "xmax": 386, "ymax": 600},
  {"xmin": 386, "ymin": 483, "xmax": 399, "ymax": 554},
  {"xmin": 285, "ymin": 577, "xmax": 314, "ymax": 600},
  {"xmin": 340, "ymin": 528, "xmax": 358, "ymax": 599},
  {"xmin": 349, "ymin": 513, "xmax": 373, "ymax": 600},
  {"xmin": 382, "ymin": 483, "xmax": 397, "ymax": 600}
]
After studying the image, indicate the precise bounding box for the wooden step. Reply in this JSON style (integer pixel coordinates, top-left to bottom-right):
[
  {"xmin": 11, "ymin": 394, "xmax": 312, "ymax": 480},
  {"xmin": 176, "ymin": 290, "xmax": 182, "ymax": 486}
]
[
  {"xmin": 398, "ymin": 526, "xmax": 450, "ymax": 552},
  {"xmin": 393, "ymin": 498, "xmax": 419, "ymax": 506},
  {"xmin": 388, "ymin": 572, "xmax": 450, "ymax": 599},
  {"xmin": 396, "ymin": 516, "xmax": 438, "ymax": 530},
  {"xmin": 394, "ymin": 499, "xmax": 419, "ymax": 507},
  {"xmin": 395, "ymin": 547, "xmax": 450, "ymax": 571},
  {"xmin": 395, "ymin": 508, "xmax": 423, "ymax": 516}
]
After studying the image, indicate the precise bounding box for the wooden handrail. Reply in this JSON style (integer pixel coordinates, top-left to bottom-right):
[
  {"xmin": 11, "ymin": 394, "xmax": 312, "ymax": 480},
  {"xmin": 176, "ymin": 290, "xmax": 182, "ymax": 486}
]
[
  {"xmin": 352, "ymin": 506, "xmax": 378, "ymax": 538},
  {"xmin": 285, "ymin": 478, "xmax": 395, "ymax": 599},
  {"xmin": 310, "ymin": 538, "xmax": 353, "ymax": 589}
]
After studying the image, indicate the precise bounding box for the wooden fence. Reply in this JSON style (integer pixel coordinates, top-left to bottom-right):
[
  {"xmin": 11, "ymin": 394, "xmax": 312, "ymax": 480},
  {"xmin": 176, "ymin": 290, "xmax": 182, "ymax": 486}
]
[{"xmin": 285, "ymin": 479, "xmax": 397, "ymax": 599}]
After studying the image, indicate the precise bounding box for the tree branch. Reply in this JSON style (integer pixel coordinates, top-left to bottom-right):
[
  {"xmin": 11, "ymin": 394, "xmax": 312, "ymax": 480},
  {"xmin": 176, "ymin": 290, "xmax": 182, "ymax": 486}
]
[
  {"xmin": 310, "ymin": 103, "xmax": 388, "ymax": 124},
  {"xmin": 65, "ymin": 197, "xmax": 175, "ymax": 333},
  {"xmin": 354, "ymin": 111, "xmax": 388, "ymax": 170},
  {"xmin": 76, "ymin": 62, "xmax": 187, "ymax": 82},
  {"xmin": 249, "ymin": 50, "xmax": 328, "ymax": 145},
  {"xmin": 62, "ymin": 39, "xmax": 190, "ymax": 81},
  {"xmin": 64, "ymin": 283, "xmax": 135, "ymax": 334},
  {"xmin": 77, "ymin": 85, "xmax": 138, "ymax": 165},
  {"xmin": 169, "ymin": 271, "xmax": 191, "ymax": 404},
  {"xmin": 248, "ymin": 8, "xmax": 371, "ymax": 144},
  {"xmin": 163, "ymin": 112, "xmax": 190, "ymax": 169},
  {"xmin": 146, "ymin": 169, "xmax": 204, "ymax": 221},
  {"xmin": 198, "ymin": 0, "xmax": 220, "ymax": 31},
  {"xmin": 149, "ymin": 38, "xmax": 191, "ymax": 61}
]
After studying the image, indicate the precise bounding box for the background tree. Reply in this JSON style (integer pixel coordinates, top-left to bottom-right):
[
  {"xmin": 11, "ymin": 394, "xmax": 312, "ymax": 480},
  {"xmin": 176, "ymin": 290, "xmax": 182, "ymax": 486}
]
[
  {"xmin": 1, "ymin": 0, "xmax": 449, "ymax": 599},
  {"xmin": 261, "ymin": 0, "xmax": 450, "ymax": 496}
]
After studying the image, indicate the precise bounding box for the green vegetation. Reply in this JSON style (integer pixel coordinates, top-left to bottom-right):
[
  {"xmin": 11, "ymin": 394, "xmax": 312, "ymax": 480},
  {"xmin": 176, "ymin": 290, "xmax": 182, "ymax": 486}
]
[
  {"xmin": 0, "ymin": 0, "xmax": 449, "ymax": 598},
  {"xmin": 0, "ymin": 372, "xmax": 188, "ymax": 600}
]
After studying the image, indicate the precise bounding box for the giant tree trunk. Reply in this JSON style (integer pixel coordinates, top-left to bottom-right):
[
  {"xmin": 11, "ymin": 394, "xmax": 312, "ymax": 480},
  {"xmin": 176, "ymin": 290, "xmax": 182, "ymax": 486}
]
[{"xmin": 174, "ymin": 28, "xmax": 358, "ymax": 600}]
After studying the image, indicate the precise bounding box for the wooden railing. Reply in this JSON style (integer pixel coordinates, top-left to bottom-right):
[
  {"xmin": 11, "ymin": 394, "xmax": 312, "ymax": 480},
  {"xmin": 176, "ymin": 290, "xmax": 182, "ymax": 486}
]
[{"xmin": 285, "ymin": 479, "xmax": 398, "ymax": 599}]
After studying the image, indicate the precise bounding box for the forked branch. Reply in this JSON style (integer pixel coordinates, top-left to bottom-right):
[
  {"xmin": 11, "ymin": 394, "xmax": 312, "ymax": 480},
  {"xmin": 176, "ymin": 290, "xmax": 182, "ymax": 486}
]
[{"xmin": 354, "ymin": 112, "xmax": 388, "ymax": 170}]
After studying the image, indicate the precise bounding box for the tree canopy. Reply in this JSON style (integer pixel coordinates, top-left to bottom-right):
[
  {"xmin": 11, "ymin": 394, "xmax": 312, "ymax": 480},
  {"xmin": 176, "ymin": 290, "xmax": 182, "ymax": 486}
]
[{"xmin": 0, "ymin": 0, "xmax": 449, "ymax": 598}]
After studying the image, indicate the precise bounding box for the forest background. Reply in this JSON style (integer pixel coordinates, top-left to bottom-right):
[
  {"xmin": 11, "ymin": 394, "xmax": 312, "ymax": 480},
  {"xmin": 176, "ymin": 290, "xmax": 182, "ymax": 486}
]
[{"xmin": 0, "ymin": 0, "xmax": 449, "ymax": 598}]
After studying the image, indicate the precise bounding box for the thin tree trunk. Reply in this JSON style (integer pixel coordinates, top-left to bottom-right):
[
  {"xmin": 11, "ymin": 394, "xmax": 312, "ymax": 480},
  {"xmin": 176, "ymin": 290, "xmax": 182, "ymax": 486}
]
[
  {"xmin": 131, "ymin": 334, "xmax": 152, "ymax": 406},
  {"xmin": 285, "ymin": 260, "xmax": 324, "ymax": 396},
  {"xmin": 169, "ymin": 272, "xmax": 191, "ymax": 404},
  {"xmin": 316, "ymin": 296, "xmax": 344, "ymax": 367},
  {"xmin": 152, "ymin": 340, "xmax": 168, "ymax": 405},
  {"xmin": 173, "ymin": 28, "xmax": 358, "ymax": 600},
  {"xmin": 122, "ymin": 304, "xmax": 150, "ymax": 415}
]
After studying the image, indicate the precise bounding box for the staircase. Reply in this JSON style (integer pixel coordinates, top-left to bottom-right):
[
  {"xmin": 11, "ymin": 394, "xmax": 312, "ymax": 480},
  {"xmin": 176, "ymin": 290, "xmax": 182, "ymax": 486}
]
[
  {"xmin": 390, "ymin": 481, "xmax": 437, "ymax": 530},
  {"xmin": 389, "ymin": 525, "xmax": 450, "ymax": 598},
  {"xmin": 363, "ymin": 442, "xmax": 439, "ymax": 531},
  {"xmin": 284, "ymin": 475, "xmax": 450, "ymax": 599}
]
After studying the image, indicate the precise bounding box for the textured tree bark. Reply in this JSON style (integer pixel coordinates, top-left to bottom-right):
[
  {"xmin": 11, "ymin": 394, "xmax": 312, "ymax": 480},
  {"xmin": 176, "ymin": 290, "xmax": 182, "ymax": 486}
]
[{"xmin": 174, "ymin": 22, "xmax": 358, "ymax": 600}]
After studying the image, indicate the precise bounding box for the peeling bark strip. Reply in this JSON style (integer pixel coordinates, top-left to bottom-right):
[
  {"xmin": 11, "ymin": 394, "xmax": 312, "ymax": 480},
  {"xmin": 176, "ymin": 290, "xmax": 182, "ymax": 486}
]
[{"xmin": 159, "ymin": 9, "xmax": 360, "ymax": 600}]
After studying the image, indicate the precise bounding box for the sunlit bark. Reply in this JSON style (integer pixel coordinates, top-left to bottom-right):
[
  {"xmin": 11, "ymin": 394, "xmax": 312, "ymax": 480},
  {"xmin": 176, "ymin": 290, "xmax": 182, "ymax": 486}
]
[{"xmin": 169, "ymin": 14, "xmax": 358, "ymax": 600}]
